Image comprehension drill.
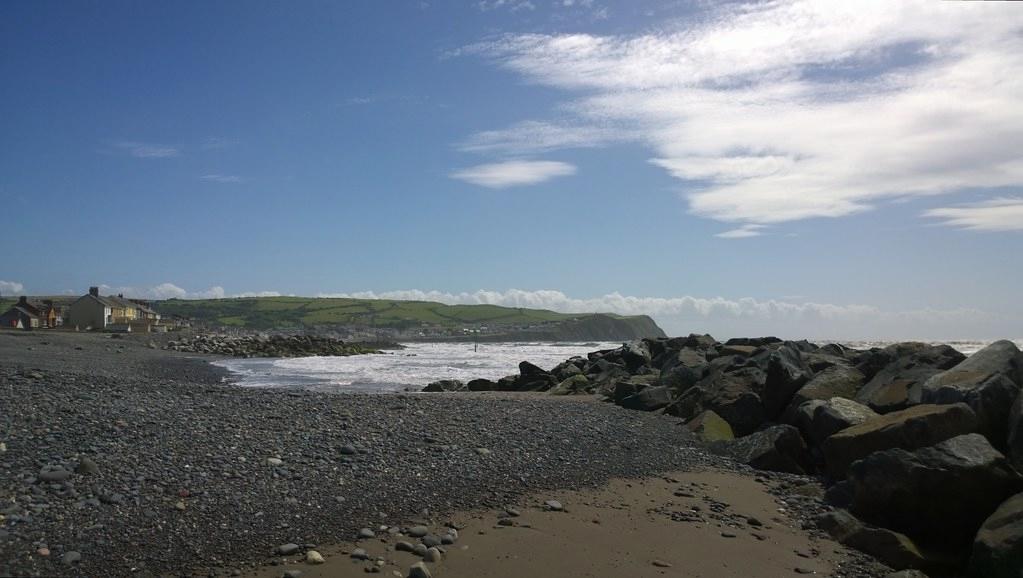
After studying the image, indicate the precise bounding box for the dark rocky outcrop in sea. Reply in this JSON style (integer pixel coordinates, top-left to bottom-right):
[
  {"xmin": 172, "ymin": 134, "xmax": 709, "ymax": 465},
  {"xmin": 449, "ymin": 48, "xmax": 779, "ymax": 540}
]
[
  {"xmin": 164, "ymin": 333, "xmax": 385, "ymax": 358},
  {"xmin": 425, "ymin": 336, "xmax": 1023, "ymax": 576}
]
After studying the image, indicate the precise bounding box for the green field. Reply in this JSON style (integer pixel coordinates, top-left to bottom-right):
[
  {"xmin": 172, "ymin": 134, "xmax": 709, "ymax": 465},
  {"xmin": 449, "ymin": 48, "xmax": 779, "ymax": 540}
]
[{"xmin": 154, "ymin": 296, "xmax": 603, "ymax": 330}]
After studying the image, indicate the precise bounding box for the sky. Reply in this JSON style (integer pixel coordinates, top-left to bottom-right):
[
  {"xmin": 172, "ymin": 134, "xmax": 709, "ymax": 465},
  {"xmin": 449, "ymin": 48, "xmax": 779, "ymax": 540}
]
[{"xmin": 2, "ymin": 0, "xmax": 1022, "ymax": 340}]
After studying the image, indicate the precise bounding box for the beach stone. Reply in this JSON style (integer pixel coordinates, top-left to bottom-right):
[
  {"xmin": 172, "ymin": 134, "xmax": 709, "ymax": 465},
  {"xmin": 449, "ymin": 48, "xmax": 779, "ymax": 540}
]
[
  {"xmin": 282, "ymin": 571, "xmax": 302, "ymax": 578},
  {"xmin": 407, "ymin": 525, "xmax": 428, "ymax": 537},
  {"xmin": 544, "ymin": 500, "xmax": 563, "ymax": 511},
  {"xmin": 408, "ymin": 562, "xmax": 432, "ymax": 578},
  {"xmin": 465, "ymin": 378, "xmax": 497, "ymax": 391},
  {"xmin": 305, "ymin": 550, "xmax": 324, "ymax": 564},
  {"xmin": 341, "ymin": 445, "xmax": 358, "ymax": 455},
  {"xmin": 276, "ymin": 543, "xmax": 301, "ymax": 556},
  {"xmin": 800, "ymin": 397, "xmax": 879, "ymax": 445},
  {"xmin": 709, "ymin": 424, "xmax": 811, "ymax": 474},
  {"xmin": 358, "ymin": 527, "xmax": 375, "ymax": 539},
  {"xmin": 266, "ymin": 457, "xmax": 283, "ymax": 467},
  {"xmin": 62, "ymin": 551, "xmax": 82, "ymax": 565},
  {"xmin": 75, "ymin": 457, "xmax": 100, "ymax": 475},
  {"xmin": 413, "ymin": 543, "xmax": 428, "ymax": 557},
  {"xmin": 849, "ymin": 434, "xmax": 1023, "ymax": 549},
  {"xmin": 421, "ymin": 535, "xmax": 441, "ymax": 548},
  {"xmin": 787, "ymin": 364, "xmax": 865, "ymax": 413},
  {"xmin": 823, "ymin": 403, "xmax": 979, "ymax": 479},
  {"xmin": 684, "ymin": 409, "xmax": 734, "ymax": 442},
  {"xmin": 395, "ymin": 541, "xmax": 415, "ymax": 552},
  {"xmin": 619, "ymin": 385, "xmax": 673, "ymax": 412},
  {"xmin": 38, "ymin": 469, "xmax": 71, "ymax": 483},
  {"xmin": 350, "ymin": 548, "xmax": 368, "ymax": 560},
  {"xmin": 549, "ymin": 374, "xmax": 591, "ymax": 395},
  {"xmin": 422, "ymin": 379, "xmax": 464, "ymax": 392},
  {"xmin": 424, "ymin": 547, "xmax": 442, "ymax": 563},
  {"xmin": 968, "ymin": 491, "xmax": 1023, "ymax": 578}
]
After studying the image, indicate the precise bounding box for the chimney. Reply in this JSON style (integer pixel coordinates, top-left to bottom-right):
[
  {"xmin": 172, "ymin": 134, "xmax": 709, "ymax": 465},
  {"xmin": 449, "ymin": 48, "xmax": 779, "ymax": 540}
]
[{"xmin": 89, "ymin": 286, "xmax": 99, "ymax": 297}]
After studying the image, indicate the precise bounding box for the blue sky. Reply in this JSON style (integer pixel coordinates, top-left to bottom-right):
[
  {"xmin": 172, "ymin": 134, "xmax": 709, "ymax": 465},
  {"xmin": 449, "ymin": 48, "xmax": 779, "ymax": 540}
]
[{"xmin": 2, "ymin": 0, "xmax": 1021, "ymax": 339}]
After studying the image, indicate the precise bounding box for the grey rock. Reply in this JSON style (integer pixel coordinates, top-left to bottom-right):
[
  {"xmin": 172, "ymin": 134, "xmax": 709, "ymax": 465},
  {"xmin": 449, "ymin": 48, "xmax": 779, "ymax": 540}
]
[
  {"xmin": 407, "ymin": 525, "xmax": 429, "ymax": 538},
  {"xmin": 357, "ymin": 527, "xmax": 375, "ymax": 539},
  {"xmin": 817, "ymin": 510, "xmax": 951, "ymax": 573},
  {"xmin": 38, "ymin": 469, "xmax": 71, "ymax": 483},
  {"xmin": 855, "ymin": 343, "xmax": 965, "ymax": 413},
  {"xmin": 849, "ymin": 433, "xmax": 1023, "ymax": 548},
  {"xmin": 665, "ymin": 367, "xmax": 767, "ymax": 437},
  {"xmin": 823, "ymin": 403, "xmax": 979, "ymax": 479},
  {"xmin": 62, "ymin": 551, "xmax": 82, "ymax": 565},
  {"xmin": 424, "ymin": 547, "xmax": 442, "ymax": 563},
  {"xmin": 797, "ymin": 397, "xmax": 879, "ymax": 446},
  {"xmin": 544, "ymin": 500, "xmax": 563, "ymax": 511},
  {"xmin": 75, "ymin": 457, "xmax": 100, "ymax": 475},
  {"xmin": 408, "ymin": 561, "xmax": 432, "ymax": 578},
  {"xmin": 787, "ymin": 364, "xmax": 865, "ymax": 411},
  {"xmin": 350, "ymin": 548, "xmax": 368, "ymax": 560},
  {"xmin": 709, "ymin": 424, "xmax": 811, "ymax": 474},
  {"xmin": 968, "ymin": 491, "xmax": 1023, "ymax": 578},
  {"xmin": 395, "ymin": 541, "xmax": 415, "ymax": 552},
  {"xmin": 421, "ymin": 534, "xmax": 441, "ymax": 548},
  {"xmin": 276, "ymin": 543, "xmax": 301, "ymax": 556},
  {"xmin": 1010, "ymin": 393, "xmax": 1023, "ymax": 472},
  {"xmin": 618, "ymin": 385, "xmax": 673, "ymax": 412}
]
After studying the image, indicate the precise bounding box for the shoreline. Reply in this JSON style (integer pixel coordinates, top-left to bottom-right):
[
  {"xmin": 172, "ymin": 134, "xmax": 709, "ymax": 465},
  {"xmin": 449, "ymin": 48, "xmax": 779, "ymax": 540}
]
[{"xmin": 0, "ymin": 330, "xmax": 889, "ymax": 577}]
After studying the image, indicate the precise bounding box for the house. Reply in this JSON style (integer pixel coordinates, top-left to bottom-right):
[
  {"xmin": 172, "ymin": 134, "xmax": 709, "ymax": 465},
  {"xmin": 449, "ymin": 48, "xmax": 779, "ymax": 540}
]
[
  {"xmin": 41, "ymin": 300, "xmax": 65, "ymax": 328},
  {"xmin": 66, "ymin": 287, "xmax": 162, "ymax": 331},
  {"xmin": 0, "ymin": 296, "xmax": 42, "ymax": 329}
]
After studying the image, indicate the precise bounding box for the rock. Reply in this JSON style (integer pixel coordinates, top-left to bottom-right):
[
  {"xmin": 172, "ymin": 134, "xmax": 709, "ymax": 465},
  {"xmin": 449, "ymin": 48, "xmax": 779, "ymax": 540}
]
[
  {"xmin": 709, "ymin": 424, "xmax": 811, "ymax": 474},
  {"xmin": 799, "ymin": 398, "xmax": 879, "ymax": 446},
  {"xmin": 38, "ymin": 469, "xmax": 71, "ymax": 482},
  {"xmin": 75, "ymin": 457, "xmax": 100, "ymax": 475},
  {"xmin": 407, "ymin": 525, "xmax": 429, "ymax": 538},
  {"xmin": 725, "ymin": 337, "xmax": 781, "ymax": 347},
  {"xmin": 684, "ymin": 410, "xmax": 735, "ymax": 442},
  {"xmin": 395, "ymin": 541, "xmax": 415, "ymax": 552},
  {"xmin": 544, "ymin": 500, "xmax": 564, "ymax": 511},
  {"xmin": 760, "ymin": 343, "xmax": 814, "ymax": 418},
  {"xmin": 915, "ymin": 340, "xmax": 1023, "ymax": 447},
  {"xmin": 421, "ymin": 535, "xmax": 441, "ymax": 548},
  {"xmin": 276, "ymin": 543, "xmax": 301, "ymax": 556},
  {"xmin": 350, "ymin": 548, "xmax": 368, "ymax": 560},
  {"xmin": 548, "ymin": 374, "xmax": 591, "ymax": 396},
  {"xmin": 551, "ymin": 359, "xmax": 584, "ymax": 381},
  {"xmin": 817, "ymin": 510, "xmax": 949, "ymax": 572},
  {"xmin": 62, "ymin": 551, "xmax": 82, "ymax": 565},
  {"xmin": 424, "ymin": 547, "xmax": 442, "ymax": 563},
  {"xmin": 422, "ymin": 380, "xmax": 464, "ymax": 393},
  {"xmin": 358, "ymin": 528, "xmax": 375, "ymax": 539},
  {"xmin": 619, "ymin": 385, "xmax": 673, "ymax": 412},
  {"xmin": 408, "ymin": 562, "xmax": 432, "ymax": 578},
  {"xmin": 282, "ymin": 571, "xmax": 302, "ymax": 578},
  {"xmin": 341, "ymin": 445, "xmax": 358, "ymax": 455},
  {"xmin": 585, "ymin": 359, "xmax": 631, "ymax": 396},
  {"xmin": 788, "ymin": 364, "xmax": 865, "ymax": 410},
  {"xmin": 855, "ymin": 343, "xmax": 965, "ymax": 413},
  {"xmin": 514, "ymin": 360, "xmax": 555, "ymax": 391},
  {"xmin": 266, "ymin": 457, "xmax": 284, "ymax": 467},
  {"xmin": 823, "ymin": 403, "xmax": 979, "ymax": 479},
  {"xmin": 969, "ymin": 491, "xmax": 1023, "ymax": 578},
  {"xmin": 849, "ymin": 434, "xmax": 1023, "ymax": 549},
  {"xmin": 652, "ymin": 559, "xmax": 672, "ymax": 568},
  {"xmin": 305, "ymin": 550, "xmax": 325, "ymax": 564},
  {"xmin": 466, "ymin": 378, "xmax": 497, "ymax": 391},
  {"xmin": 720, "ymin": 344, "xmax": 758, "ymax": 357},
  {"xmin": 665, "ymin": 367, "xmax": 767, "ymax": 436},
  {"xmin": 885, "ymin": 571, "xmax": 929, "ymax": 578},
  {"xmin": 1010, "ymin": 393, "xmax": 1023, "ymax": 472}
]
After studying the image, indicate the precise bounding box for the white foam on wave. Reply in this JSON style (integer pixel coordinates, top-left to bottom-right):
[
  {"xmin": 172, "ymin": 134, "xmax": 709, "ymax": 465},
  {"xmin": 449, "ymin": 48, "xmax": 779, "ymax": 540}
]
[{"xmin": 213, "ymin": 341, "xmax": 620, "ymax": 393}]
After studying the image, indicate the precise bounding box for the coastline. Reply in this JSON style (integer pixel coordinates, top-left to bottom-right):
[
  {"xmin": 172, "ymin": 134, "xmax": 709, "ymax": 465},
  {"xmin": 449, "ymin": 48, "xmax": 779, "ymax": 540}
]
[{"xmin": 0, "ymin": 330, "xmax": 890, "ymax": 577}]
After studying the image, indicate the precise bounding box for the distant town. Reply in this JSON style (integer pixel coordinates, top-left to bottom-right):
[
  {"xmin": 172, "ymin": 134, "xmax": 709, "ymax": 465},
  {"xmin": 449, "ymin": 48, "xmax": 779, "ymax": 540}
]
[{"xmin": 0, "ymin": 287, "xmax": 189, "ymax": 333}]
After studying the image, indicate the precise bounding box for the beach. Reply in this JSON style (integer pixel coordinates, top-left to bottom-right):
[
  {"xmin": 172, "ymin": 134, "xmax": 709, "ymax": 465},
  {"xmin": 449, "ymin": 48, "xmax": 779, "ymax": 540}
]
[{"xmin": 0, "ymin": 330, "xmax": 888, "ymax": 577}]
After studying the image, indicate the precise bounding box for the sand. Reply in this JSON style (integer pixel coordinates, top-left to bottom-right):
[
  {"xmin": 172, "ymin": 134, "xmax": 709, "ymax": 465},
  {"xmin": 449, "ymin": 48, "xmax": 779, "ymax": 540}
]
[{"xmin": 250, "ymin": 469, "xmax": 849, "ymax": 578}]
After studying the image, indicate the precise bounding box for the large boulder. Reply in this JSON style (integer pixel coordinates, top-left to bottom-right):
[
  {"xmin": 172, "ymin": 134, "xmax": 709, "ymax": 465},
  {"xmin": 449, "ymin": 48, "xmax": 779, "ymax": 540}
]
[
  {"xmin": 817, "ymin": 509, "xmax": 955, "ymax": 573},
  {"xmin": 724, "ymin": 336, "xmax": 782, "ymax": 347},
  {"xmin": 788, "ymin": 364, "xmax": 865, "ymax": 409},
  {"xmin": 759, "ymin": 343, "xmax": 814, "ymax": 419},
  {"xmin": 466, "ymin": 378, "xmax": 497, "ymax": 391},
  {"xmin": 709, "ymin": 424, "xmax": 811, "ymax": 474},
  {"xmin": 601, "ymin": 340, "xmax": 652, "ymax": 373},
  {"xmin": 969, "ymin": 492, "xmax": 1023, "ymax": 578},
  {"xmin": 585, "ymin": 359, "xmax": 631, "ymax": 396},
  {"xmin": 658, "ymin": 348, "xmax": 707, "ymax": 390},
  {"xmin": 823, "ymin": 403, "xmax": 979, "ymax": 479},
  {"xmin": 550, "ymin": 358, "xmax": 584, "ymax": 381},
  {"xmin": 855, "ymin": 343, "xmax": 966, "ymax": 413},
  {"xmin": 684, "ymin": 410, "xmax": 734, "ymax": 443},
  {"xmin": 797, "ymin": 397, "xmax": 879, "ymax": 446},
  {"xmin": 618, "ymin": 385, "xmax": 673, "ymax": 412},
  {"xmin": 548, "ymin": 374, "xmax": 591, "ymax": 396},
  {"xmin": 1009, "ymin": 393, "xmax": 1023, "ymax": 472},
  {"xmin": 664, "ymin": 367, "xmax": 767, "ymax": 436},
  {"xmin": 914, "ymin": 340, "xmax": 1023, "ymax": 447},
  {"xmin": 849, "ymin": 433, "xmax": 1023, "ymax": 549},
  {"xmin": 422, "ymin": 379, "xmax": 464, "ymax": 392}
]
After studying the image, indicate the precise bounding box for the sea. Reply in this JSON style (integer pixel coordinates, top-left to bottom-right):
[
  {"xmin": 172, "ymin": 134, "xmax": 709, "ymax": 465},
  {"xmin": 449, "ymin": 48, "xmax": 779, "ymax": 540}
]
[{"xmin": 213, "ymin": 338, "xmax": 1023, "ymax": 394}]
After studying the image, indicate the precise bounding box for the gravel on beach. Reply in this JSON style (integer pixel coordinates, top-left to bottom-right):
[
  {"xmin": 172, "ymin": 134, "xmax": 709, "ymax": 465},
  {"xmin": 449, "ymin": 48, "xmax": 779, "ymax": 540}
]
[{"xmin": 0, "ymin": 331, "xmax": 886, "ymax": 577}]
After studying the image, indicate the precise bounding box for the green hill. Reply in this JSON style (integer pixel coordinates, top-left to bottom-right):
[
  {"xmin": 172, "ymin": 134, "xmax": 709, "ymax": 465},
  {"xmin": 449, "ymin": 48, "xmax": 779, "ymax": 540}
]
[{"xmin": 153, "ymin": 296, "xmax": 665, "ymax": 339}]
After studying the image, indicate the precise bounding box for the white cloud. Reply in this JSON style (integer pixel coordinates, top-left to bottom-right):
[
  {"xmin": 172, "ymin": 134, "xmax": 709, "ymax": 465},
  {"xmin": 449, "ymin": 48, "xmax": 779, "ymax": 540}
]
[
  {"xmin": 0, "ymin": 280, "xmax": 25, "ymax": 295},
  {"xmin": 715, "ymin": 224, "xmax": 765, "ymax": 239},
  {"xmin": 450, "ymin": 160, "xmax": 576, "ymax": 188},
  {"xmin": 115, "ymin": 141, "xmax": 180, "ymax": 159},
  {"xmin": 459, "ymin": 120, "xmax": 628, "ymax": 154},
  {"xmin": 200, "ymin": 174, "xmax": 243, "ymax": 183},
  {"xmin": 923, "ymin": 197, "xmax": 1023, "ymax": 232},
  {"xmin": 462, "ymin": 1, "xmax": 1023, "ymax": 229}
]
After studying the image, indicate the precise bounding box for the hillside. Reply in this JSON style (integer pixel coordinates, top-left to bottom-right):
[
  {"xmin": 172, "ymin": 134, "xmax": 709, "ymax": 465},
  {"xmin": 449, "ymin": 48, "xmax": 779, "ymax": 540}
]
[{"xmin": 153, "ymin": 296, "xmax": 666, "ymax": 340}]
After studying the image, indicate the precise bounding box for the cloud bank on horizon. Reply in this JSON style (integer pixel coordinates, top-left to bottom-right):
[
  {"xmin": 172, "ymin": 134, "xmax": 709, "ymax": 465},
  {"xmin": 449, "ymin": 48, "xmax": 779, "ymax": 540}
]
[{"xmin": 456, "ymin": 0, "xmax": 1023, "ymax": 236}]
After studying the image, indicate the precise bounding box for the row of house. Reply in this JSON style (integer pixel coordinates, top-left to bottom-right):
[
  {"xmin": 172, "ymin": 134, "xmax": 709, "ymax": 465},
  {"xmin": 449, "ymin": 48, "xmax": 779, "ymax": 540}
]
[{"xmin": 1, "ymin": 287, "xmax": 165, "ymax": 332}]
